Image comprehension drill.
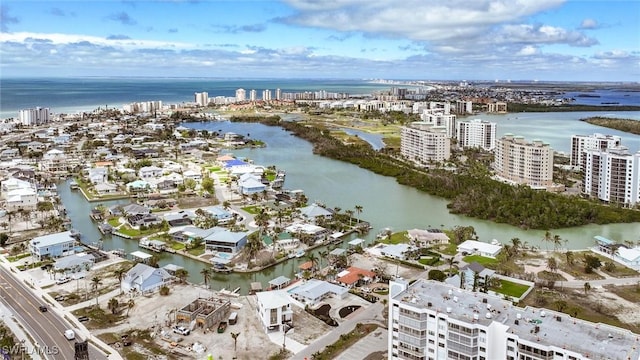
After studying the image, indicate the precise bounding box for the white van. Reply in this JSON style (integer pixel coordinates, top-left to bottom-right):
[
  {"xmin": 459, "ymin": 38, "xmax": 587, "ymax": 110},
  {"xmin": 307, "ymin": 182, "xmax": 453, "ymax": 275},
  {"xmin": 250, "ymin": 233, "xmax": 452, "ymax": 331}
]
[
  {"xmin": 64, "ymin": 329, "xmax": 75, "ymax": 340},
  {"xmin": 228, "ymin": 312, "xmax": 238, "ymax": 325}
]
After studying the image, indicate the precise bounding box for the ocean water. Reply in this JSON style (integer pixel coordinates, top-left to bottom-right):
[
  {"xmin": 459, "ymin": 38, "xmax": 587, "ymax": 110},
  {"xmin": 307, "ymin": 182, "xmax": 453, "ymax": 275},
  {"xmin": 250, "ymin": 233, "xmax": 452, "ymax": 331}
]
[{"xmin": 0, "ymin": 77, "xmax": 397, "ymax": 119}]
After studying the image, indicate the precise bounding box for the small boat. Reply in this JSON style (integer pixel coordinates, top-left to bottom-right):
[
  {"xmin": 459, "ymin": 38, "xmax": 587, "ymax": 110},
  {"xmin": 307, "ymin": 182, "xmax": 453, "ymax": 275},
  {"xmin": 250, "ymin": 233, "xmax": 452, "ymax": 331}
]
[
  {"xmin": 295, "ymin": 249, "xmax": 305, "ymax": 258},
  {"xmin": 69, "ymin": 180, "xmax": 79, "ymax": 190},
  {"xmin": 70, "ymin": 229, "xmax": 81, "ymax": 239}
]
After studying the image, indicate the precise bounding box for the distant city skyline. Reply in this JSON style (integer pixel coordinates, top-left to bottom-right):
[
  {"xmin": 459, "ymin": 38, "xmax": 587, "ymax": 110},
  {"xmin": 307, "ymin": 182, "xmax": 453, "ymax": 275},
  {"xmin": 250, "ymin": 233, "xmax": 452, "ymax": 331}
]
[{"xmin": 0, "ymin": 0, "xmax": 638, "ymax": 81}]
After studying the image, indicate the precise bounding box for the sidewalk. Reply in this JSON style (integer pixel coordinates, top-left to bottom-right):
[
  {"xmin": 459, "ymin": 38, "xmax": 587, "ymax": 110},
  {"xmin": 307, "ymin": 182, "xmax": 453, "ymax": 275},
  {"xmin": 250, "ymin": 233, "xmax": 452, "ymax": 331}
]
[{"xmin": 0, "ymin": 302, "xmax": 43, "ymax": 360}]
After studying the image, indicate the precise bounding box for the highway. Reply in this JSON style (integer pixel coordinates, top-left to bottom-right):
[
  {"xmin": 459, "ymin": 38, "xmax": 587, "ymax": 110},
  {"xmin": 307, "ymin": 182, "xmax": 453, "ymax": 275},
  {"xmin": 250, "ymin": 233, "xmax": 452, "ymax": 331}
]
[{"xmin": 0, "ymin": 266, "xmax": 107, "ymax": 360}]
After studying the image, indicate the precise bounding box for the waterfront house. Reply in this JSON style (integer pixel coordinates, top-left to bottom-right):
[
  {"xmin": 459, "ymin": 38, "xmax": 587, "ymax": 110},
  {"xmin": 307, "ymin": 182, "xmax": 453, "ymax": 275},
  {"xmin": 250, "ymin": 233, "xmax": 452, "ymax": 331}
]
[
  {"xmin": 126, "ymin": 179, "xmax": 150, "ymax": 193},
  {"xmin": 299, "ymin": 203, "xmax": 333, "ymax": 222},
  {"xmin": 615, "ymin": 247, "xmax": 640, "ymax": 268},
  {"xmin": 163, "ymin": 211, "xmax": 193, "ymax": 227},
  {"xmin": 0, "ymin": 149, "xmax": 19, "ymax": 161},
  {"xmin": 1, "ymin": 177, "xmax": 33, "ymax": 194},
  {"xmin": 288, "ymin": 279, "xmax": 348, "ymax": 306},
  {"xmin": 380, "ymin": 243, "xmax": 413, "ymax": 260},
  {"xmin": 203, "ymin": 228, "xmax": 249, "ymax": 254},
  {"xmin": 457, "ymin": 240, "xmax": 502, "ymax": 258},
  {"xmin": 94, "ymin": 183, "xmax": 118, "ymax": 196},
  {"xmin": 88, "ymin": 167, "xmax": 108, "ymax": 184},
  {"xmin": 255, "ymin": 290, "xmax": 293, "ymax": 332},
  {"xmin": 127, "ymin": 213, "xmax": 162, "ymax": 228},
  {"xmin": 40, "ymin": 149, "xmax": 68, "ymax": 174},
  {"xmin": 122, "ymin": 203, "xmax": 151, "ymax": 216},
  {"xmin": 237, "ymin": 173, "xmax": 266, "ymax": 195},
  {"xmin": 285, "ymin": 223, "xmax": 329, "ymax": 242},
  {"xmin": 336, "ymin": 267, "xmax": 377, "ymax": 288},
  {"xmin": 407, "ymin": 228, "xmax": 449, "ymax": 246},
  {"xmin": 54, "ymin": 253, "xmax": 95, "ymax": 273},
  {"xmin": 29, "ymin": 231, "xmax": 76, "ymax": 261},
  {"xmin": 122, "ymin": 263, "xmax": 173, "ymax": 293},
  {"xmin": 594, "ymin": 235, "xmax": 615, "ymax": 255}
]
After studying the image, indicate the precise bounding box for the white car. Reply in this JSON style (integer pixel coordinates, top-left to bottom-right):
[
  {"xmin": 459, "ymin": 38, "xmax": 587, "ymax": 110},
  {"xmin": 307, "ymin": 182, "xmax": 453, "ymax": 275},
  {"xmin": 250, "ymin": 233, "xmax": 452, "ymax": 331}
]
[
  {"xmin": 64, "ymin": 329, "xmax": 75, "ymax": 340},
  {"xmin": 172, "ymin": 326, "xmax": 190, "ymax": 336},
  {"xmin": 56, "ymin": 277, "xmax": 71, "ymax": 285}
]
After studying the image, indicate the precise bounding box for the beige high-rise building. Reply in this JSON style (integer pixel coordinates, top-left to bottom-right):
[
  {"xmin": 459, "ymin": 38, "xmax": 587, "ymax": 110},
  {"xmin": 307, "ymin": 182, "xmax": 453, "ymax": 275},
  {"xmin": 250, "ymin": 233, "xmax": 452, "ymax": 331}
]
[
  {"xmin": 401, "ymin": 122, "xmax": 450, "ymax": 165},
  {"xmin": 493, "ymin": 134, "xmax": 553, "ymax": 189},
  {"xmin": 194, "ymin": 92, "xmax": 209, "ymax": 107}
]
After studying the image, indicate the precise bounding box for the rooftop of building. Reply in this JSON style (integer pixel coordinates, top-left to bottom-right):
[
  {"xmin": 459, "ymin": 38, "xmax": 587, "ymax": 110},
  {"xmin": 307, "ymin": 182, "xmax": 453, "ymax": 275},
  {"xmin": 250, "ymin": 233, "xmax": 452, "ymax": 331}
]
[{"xmin": 392, "ymin": 279, "xmax": 640, "ymax": 359}]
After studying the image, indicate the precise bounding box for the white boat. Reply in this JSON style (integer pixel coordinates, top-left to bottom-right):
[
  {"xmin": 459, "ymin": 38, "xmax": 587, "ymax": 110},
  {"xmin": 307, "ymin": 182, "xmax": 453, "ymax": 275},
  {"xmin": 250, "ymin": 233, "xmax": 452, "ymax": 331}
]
[{"xmin": 295, "ymin": 249, "xmax": 305, "ymax": 258}]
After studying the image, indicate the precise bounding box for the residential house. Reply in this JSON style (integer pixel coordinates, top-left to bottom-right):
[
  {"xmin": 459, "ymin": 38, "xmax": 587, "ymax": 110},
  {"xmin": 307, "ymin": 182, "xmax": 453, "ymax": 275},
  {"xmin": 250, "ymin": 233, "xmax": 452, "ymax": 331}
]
[
  {"xmin": 127, "ymin": 213, "xmax": 162, "ymax": 228},
  {"xmin": 122, "ymin": 203, "xmax": 151, "ymax": 216},
  {"xmin": 94, "ymin": 183, "xmax": 119, "ymax": 196},
  {"xmin": 163, "ymin": 211, "xmax": 193, "ymax": 227},
  {"xmin": 0, "ymin": 149, "xmax": 19, "ymax": 161},
  {"xmin": 406, "ymin": 228, "xmax": 449, "ymax": 246},
  {"xmin": 54, "ymin": 253, "xmax": 95, "ymax": 273},
  {"xmin": 285, "ymin": 223, "xmax": 329, "ymax": 242},
  {"xmin": 40, "ymin": 149, "xmax": 68, "ymax": 174},
  {"xmin": 299, "ymin": 203, "xmax": 333, "ymax": 222},
  {"xmin": 459, "ymin": 262, "xmax": 495, "ymax": 290},
  {"xmin": 203, "ymin": 228, "xmax": 248, "ymax": 254},
  {"xmin": 237, "ymin": 173, "xmax": 266, "ymax": 195},
  {"xmin": 29, "ymin": 231, "xmax": 76, "ymax": 261},
  {"xmin": 615, "ymin": 247, "xmax": 640, "ymax": 268},
  {"xmin": 183, "ymin": 169, "xmax": 202, "ymax": 183},
  {"xmin": 255, "ymin": 290, "xmax": 294, "ymax": 332},
  {"xmin": 288, "ymin": 279, "xmax": 348, "ymax": 306},
  {"xmin": 126, "ymin": 179, "xmax": 150, "ymax": 193},
  {"xmin": 5, "ymin": 188, "xmax": 38, "ymax": 211},
  {"xmin": 88, "ymin": 167, "xmax": 108, "ymax": 185},
  {"xmin": 138, "ymin": 166, "xmax": 164, "ymax": 180},
  {"xmin": 122, "ymin": 263, "xmax": 173, "ymax": 293},
  {"xmin": 336, "ymin": 267, "xmax": 377, "ymax": 288},
  {"xmin": 457, "ymin": 240, "xmax": 502, "ymax": 258},
  {"xmin": 380, "ymin": 243, "xmax": 414, "ymax": 260}
]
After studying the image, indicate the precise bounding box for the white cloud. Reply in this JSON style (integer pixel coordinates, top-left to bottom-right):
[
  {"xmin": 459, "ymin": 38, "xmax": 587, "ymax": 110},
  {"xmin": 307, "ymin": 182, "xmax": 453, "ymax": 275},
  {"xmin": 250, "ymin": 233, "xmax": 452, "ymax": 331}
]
[
  {"xmin": 517, "ymin": 45, "xmax": 539, "ymax": 56},
  {"xmin": 579, "ymin": 18, "xmax": 598, "ymax": 29},
  {"xmin": 0, "ymin": 32, "xmax": 194, "ymax": 50}
]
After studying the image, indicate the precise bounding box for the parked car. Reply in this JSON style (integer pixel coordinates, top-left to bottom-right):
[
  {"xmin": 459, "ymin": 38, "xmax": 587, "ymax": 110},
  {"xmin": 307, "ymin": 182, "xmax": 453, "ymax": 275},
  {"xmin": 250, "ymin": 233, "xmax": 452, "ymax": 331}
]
[
  {"xmin": 172, "ymin": 326, "xmax": 190, "ymax": 336},
  {"xmin": 56, "ymin": 277, "xmax": 70, "ymax": 285},
  {"xmin": 217, "ymin": 322, "xmax": 227, "ymax": 333},
  {"xmin": 54, "ymin": 295, "xmax": 66, "ymax": 301},
  {"xmin": 121, "ymin": 334, "xmax": 131, "ymax": 346},
  {"xmin": 77, "ymin": 316, "xmax": 89, "ymax": 322},
  {"xmin": 39, "ymin": 305, "xmax": 47, "ymax": 312}
]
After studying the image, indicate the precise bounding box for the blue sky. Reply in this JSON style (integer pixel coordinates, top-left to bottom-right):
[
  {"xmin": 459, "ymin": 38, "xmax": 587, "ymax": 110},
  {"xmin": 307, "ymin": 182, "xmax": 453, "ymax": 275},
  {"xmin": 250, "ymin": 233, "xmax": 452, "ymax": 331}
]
[{"xmin": 1, "ymin": 0, "xmax": 638, "ymax": 81}]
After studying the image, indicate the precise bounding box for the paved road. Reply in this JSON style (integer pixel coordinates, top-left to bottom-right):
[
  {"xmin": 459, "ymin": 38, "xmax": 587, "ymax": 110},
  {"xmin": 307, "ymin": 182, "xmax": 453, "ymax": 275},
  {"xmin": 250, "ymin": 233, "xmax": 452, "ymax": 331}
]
[
  {"xmin": 0, "ymin": 266, "xmax": 107, "ymax": 360},
  {"xmin": 291, "ymin": 302, "xmax": 386, "ymax": 360}
]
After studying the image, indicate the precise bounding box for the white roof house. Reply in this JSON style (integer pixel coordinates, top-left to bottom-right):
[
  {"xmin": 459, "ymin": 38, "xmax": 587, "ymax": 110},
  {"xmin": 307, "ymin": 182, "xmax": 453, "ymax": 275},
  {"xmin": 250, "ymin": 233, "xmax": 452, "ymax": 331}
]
[
  {"xmin": 457, "ymin": 240, "xmax": 502, "ymax": 258},
  {"xmin": 616, "ymin": 247, "xmax": 640, "ymax": 268},
  {"xmin": 5, "ymin": 187, "xmax": 37, "ymax": 211},
  {"xmin": 122, "ymin": 263, "xmax": 172, "ymax": 293},
  {"xmin": 255, "ymin": 290, "xmax": 293, "ymax": 332},
  {"xmin": 29, "ymin": 231, "xmax": 76, "ymax": 261},
  {"xmin": 288, "ymin": 279, "xmax": 348, "ymax": 306}
]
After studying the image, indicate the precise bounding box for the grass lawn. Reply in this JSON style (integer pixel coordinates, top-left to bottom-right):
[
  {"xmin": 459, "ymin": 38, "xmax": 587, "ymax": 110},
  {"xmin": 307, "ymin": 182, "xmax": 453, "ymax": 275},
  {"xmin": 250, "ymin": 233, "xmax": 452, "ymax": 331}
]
[
  {"xmin": 436, "ymin": 242, "xmax": 458, "ymax": 256},
  {"xmin": 6, "ymin": 253, "xmax": 30, "ymax": 262},
  {"xmin": 188, "ymin": 245, "xmax": 205, "ymax": 256},
  {"xmin": 605, "ymin": 284, "xmax": 640, "ymax": 303},
  {"xmin": 380, "ymin": 231, "xmax": 409, "ymax": 245},
  {"xmin": 107, "ymin": 218, "xmax": 121, "ymax": 227},
  {"xmin": 463, "ymin": 255, "xmax": 498, "ymax": 267},
  {"xmin": 241, "ymin": 205, "xmax": 260, "ymax": 214},
  {"xmin": 72, "ymin": 306, "xmax": 124, "ymax": 330},
  {"xmin": 493, "ymin": 279, "xmax": 530, "ymax": 298},
  {"xmin": 169, "ymin": 242, "xmax": 186, "ymax": 251}
]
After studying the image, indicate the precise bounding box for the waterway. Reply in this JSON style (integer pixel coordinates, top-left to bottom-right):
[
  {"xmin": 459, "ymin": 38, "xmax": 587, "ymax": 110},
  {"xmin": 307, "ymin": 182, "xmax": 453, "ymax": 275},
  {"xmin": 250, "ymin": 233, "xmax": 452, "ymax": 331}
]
[
  {"xmin": 56, "ymin": 182, "xmax": 312, "ymax": 294},
  {"xmin": 57, "ymin": 111, "xmax": 640, "ymax": 293}
]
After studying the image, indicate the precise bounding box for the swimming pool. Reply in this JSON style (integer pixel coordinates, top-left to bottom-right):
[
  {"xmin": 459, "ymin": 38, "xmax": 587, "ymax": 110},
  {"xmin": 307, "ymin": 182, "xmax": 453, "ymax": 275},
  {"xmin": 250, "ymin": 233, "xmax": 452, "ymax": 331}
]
[{"xmin": 216, "ymin": 252, "xmax": 232, "ymax": 260}]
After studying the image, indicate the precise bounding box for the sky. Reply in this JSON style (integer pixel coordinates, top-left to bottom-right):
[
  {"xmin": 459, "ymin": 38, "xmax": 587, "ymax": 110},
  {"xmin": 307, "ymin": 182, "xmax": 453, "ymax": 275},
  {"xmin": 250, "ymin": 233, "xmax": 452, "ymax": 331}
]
[{"xmin": 0, "ymin": 0, "xmax": 639, "ymax": 81}]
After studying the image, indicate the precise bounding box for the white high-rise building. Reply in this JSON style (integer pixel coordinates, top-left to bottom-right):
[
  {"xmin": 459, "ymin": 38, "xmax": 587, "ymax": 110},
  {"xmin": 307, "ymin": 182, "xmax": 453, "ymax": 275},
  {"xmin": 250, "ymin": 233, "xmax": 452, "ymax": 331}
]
[
  {"xmin": 583, "ymin": 146, "xmax": 640, "ymax": 206},
  {"xmin": 262, "ymin": 89, "xmax": 272, "ymax": 102},
  {"xmin": 570, "ymin": 133, "xmax": 622, "ymax": 168},
  {"xmin": 421, "ymin": 112, "xmax": 457, "ymax": 138},
  {"xmin": 194, "ymin": 92, "xmax": 209, "ymax": 107},
  {"xmin": 455, "ymin": 100, "xmax": 473, "ymax": 114},
  {"xmin": 275, "ymin": 88, "xmax": 282, "ymax": 101},
  {"xmin": 235, "ymin": 88, "xmax": 246, "ymax": 102},
  {"xmin": 456, "ymin": 119, "xmax": 496, "ymax": 151},
  {"xmin": 493, "ymin": 134, "xmax": 553, "ymax": 189},
  {"xmin": 249, "ymin": 89, "xmax": 257, "ymax": 102},
  {"xmin": 18, "ymin": 107, "xmax": 51, "ymax": 126},
  {"xmin": 401, "ymin": 122, "xmax": 450, "ymax": 165},
  {"xmin": 388, "ymin": 279, "xmax": 640, "ymax": 360}
]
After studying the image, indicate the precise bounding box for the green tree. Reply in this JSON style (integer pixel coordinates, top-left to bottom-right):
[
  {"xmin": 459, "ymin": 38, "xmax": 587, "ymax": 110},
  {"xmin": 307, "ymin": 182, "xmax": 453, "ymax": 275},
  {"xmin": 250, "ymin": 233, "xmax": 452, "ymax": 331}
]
[
  {"xmin": 200, "ymin": 268, "xmax": 211, "ymax": 288},
  {"xmin": 113, "ymin": 268, "xmax": 126, "ymax": 295},
  {"xmin": 175, "ymin": 268, "xmax": 189, "ymax": 283},
  {"xmin": 91, "ymin": 276, "xmax": 102, "ymax": 307},
  {"xmin": 108, "ymin": 297, "xmax": 119, "ymax": 314},
  {"xmin": 0, "ymin": 233, "xmax": 8, "ymax": 247},
  {"xmin": 584, "ymin": 282, "xmax": 591, "ymax": 294},
  {"xmin": 546, "ymin": 257, "xmax": 558, "ymax": 273},
  {"xmin": 428, "ymin": 269, "xmax": 447, "ymax": 282},
  {"xmin": 231, "ymin": 331, "xmax": 241, "ymax": 355},
  {"xmin": 126, "ymin": 299, "xmax": 135, "ymax": 316},
  {"xmin": 354, "ymin": 205, "xmax": 363, "ymax": 223},
  {"xmin": 565, "ymin": 251, "xmax": 574, "ymax": 266}
]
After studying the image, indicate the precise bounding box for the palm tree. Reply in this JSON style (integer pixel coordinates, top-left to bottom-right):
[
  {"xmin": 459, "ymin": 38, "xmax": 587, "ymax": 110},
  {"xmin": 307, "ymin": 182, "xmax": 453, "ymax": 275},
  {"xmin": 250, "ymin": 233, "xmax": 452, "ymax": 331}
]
[
  {"xmin": 318, "ymin": 250, "xmax": 328, "ymax": 270},
  {"xmin": 546, "ymin": 257, "xmax": 558, "ymax": 274},
  {"xmin": 200, "ymin": 268, "xmax": 211, "ymax": 288},
  {"xmin": 113, "ymin": 268, "xmax": 126, "ymax": 295},
  {"xmin": 231, "ymin": 332, "xmax": 241, "ymax": 356},
  {"xmin": 445, "ymin": 256, "xmax": 459, "ymax": 274},
  {"xmin": 126, "ymin": 299, "xmax": 135, "ymax": 317},
  {"xmin": 552, "ymin": 234, "xmax": 564, "ymax": 251},
  {"xmin": 542, "ymin": 231, "xmax": 552, "ymax": 251},
  {"xmin": 175, "ymin": 268, "xmax": 189, "ymax": 284},
  {"xmin": 306, "ymin": 253, "xmax": 318, "ymax": 275},
  {"xmin": 345, "ymin": 209, "xmax": 354, "ymax": 226},
  {"xmin": 91, "ymin": 276, "xmax": 102, "ymax": 307},
  {"xmin": 510, "ymin": 237, "xmax": 522, "ymax": 257},
  {"xmin": 108, "ymin": 297, "xmax": 119, "ymax": 314},
  {"xmin": 354, "ymin": 205, "xmax": 363, "ymax": 224},
  {"xmin": 565, "ymin": 251, "xmax": 574, "ymax": 266},
  {"xmin": 583, "ymin": 282, "xmax": 591, "ymax": 295}
]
